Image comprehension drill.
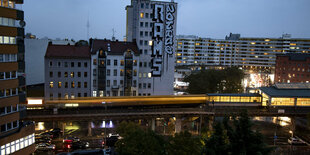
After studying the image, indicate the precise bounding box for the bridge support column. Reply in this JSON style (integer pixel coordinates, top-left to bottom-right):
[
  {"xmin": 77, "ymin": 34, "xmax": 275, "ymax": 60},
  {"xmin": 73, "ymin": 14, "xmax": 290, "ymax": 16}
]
[
  {"xmin": 87, "ymin": 121, "xmax": 92, "ymax": 136},
  {"xmin": 208, "ymin": 115, "xmax": 214, "ymax": 131},
  {"xmin": 151, "ymin": 118, "xmax": 156, "ymax": 131},
  {"xmin": 290, "ymin": 116, "xmax": 296, "ymax": 137},
  {"xmin": 175, "ymin": 116, "xmax": 181, "ymax": 133}
]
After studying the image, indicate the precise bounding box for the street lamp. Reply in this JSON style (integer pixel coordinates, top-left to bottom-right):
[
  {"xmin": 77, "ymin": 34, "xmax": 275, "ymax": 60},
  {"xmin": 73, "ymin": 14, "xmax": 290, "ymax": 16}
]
[
  {"xmin": 102, "ymin": 102, "xmax": 107, "ymax": 148},
  {"xmin": 289, "ymin": 130, "xmax": 293, "ymax": 138}
]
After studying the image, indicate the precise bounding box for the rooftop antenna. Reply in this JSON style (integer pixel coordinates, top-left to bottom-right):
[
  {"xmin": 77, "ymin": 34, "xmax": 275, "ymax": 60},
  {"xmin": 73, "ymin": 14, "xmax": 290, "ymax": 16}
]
[
  {"xmin": 112, "ymin": 28, "xmax": 116, "ymax": 41},
  {"xmin": 87, "ymin": 11, "xmax": 90, "ymax": 40}
]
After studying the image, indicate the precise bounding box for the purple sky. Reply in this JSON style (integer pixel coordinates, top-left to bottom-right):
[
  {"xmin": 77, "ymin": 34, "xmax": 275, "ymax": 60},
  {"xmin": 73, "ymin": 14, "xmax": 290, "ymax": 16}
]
[{"xmin": 24, "ymin": 0, "xmax": 310, "ymax": 41}]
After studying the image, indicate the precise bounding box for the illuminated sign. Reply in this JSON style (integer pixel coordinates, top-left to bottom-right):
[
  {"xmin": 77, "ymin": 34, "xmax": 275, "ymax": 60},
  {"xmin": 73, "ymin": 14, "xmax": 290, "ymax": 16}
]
[
  {"xmin": 151, "ymin": 3, "xmax": 176, "ymax": 76},
  {"xmin": 27, "ymin": 99, "xmax": 43, "ymax": 105}
]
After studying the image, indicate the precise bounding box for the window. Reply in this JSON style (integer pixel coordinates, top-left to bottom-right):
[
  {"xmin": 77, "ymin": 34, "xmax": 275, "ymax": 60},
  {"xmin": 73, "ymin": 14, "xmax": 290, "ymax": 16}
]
[
  {"xmin": 120, "ymin": 70, "xmax": 124, "ymax": 76},
  {"xmin": 65, "ymin": 62, "xmax": 68, "ymax": 67},
  {"xmin": 134, "ymin": 70, "xmax": 137, "ymax": 76},
  {"xmin": 84, "ymin": 62, "xmax": 88, "ymax": 67},
  {"xmin": 140, "ymin": 31, "xmax": 143, "ymax": 37},
  {"xmin": 144, "ymin": 49, "xmax": 147, "ymax": 55},
  {"xmin": 78, "ymin": 93, "xmax": 81, "ymax": 97},
  {"xmin": 143, "ymin": 83, "xmax": 146, "ymax": 89},
  {"xmin": 107, "ymin": 69, "xmax": 110, "ymax": 76},
  {"xmin": 70, "ymin": 72, "xmax": 74, "ymax": 78},
  {"xmin": 64, "ymin": 72, "xmax": 68, "ymax": 77},
  {"xmin": 140, "ymin": 12, "xmax": 144, "ymax": 18},
  {"xmin": 49, "ymin": 61, "xmax": 52, "ymax": 67},
  {"xmin": 92, "ymin": 91, "xmax": 97, "ymax": 97},
  {"xmin": 139, "ymin": 49, "xmax": 142, "ymax": 54},
  {"xmin": 145, "ymin": 13, "xmax": 149, "ymax": 18},
  {"xmin": 78, "ymin": 62, "xmax": 81, "ymax": 67},
  {"xmin": 71, "ymin": 82, "xmax": 75, "ymax": 88},
  {"xmin": 71, "ymin": 94, "xmax": 75, "ymax": 99},
  {"xmin": 84, "ymin": 82, "xmax": 87, "ymax": 88},
  {"xmin": 133, "ymin": 91, "xmax": 136, "ymax": 96},
  {"xmin": 143, "ymin": 73, "xmax": 147, "ymax": 78},
  {"xmin": 78, "ymin": 72, "xmax": 81, "ymax": 77},
  {"xmin": 93, "ymin": 69, "xmax": 97, "ymax": 76},
  {"xmin": 139, "ymin": 62, "xmax": 142, "ymax": 67},
  {"xmin": 145, "ymin": 31, "xmax": 148, "ymax": 37},
  {"xmin": 49, "ymin": 72, "xmax": 53, "ymax": 77},
  {"xmin": 107, "ymin": 59, "xmax": 110, "ymax": 66},
  {"xmin": 5, "ymin": 72, "xmax": 10, "ymax": 79},
  {"xmin": 148, "ymin": 73, "xmax": 152, "ymax": 78},
  {"xmin": 71, "ymin": 62, "xmax": 74, "ymax": 67},
  {"xmin": 107, "ymin": 80, "xmax": 110, "ymax": 87},
  {"xmin": 93, "ymin": 59, "xmax": 97, "ymax": 65},
  {"xmin": 120, "ymin": 80, "xmax": 123, "ymax": 86},
  {"xmin": 133, "ymin": 80, "xmax": 137, "ymax": 87},
  {"xmin": 144, "ymin": 62, "xmax": 147, "ymax": 67},
  {"xmin": 65, "ymin": 93, "xmax": 68, "ymax": 99},
  {"xmin": 133, "ymin": 60, "xmax": 137, "ymax": 66},
  {"xmin": 113, "ymin": 80, "xmax": 117, "ymax": 86},
  {"xmin": 58, "ymin": 62, "xmax": 61, "ymax": 67},
  {"xmin": 120, "ymin": 60, "xmax": 124, "ymax": 66},
  {"xmin": 58, "ymin": 93, "xmax": 61, "ymax": 98},
  {"xmin": 58, "ymin": 82, "xmax": 62, "ymax": 88},
  {"xmin": 84, "ymin": 93, "xmax": 87, "ymax": 97},
  {"xmin": 114, "ymin": 60, "xmax": 117, "ymax": 66},
  {"xmin": 140, "ymin": 22, "xmax": 143, "ymax": 27},
  {"xmin": 145, "ymin": 22, "xmax": 148, "ymax": 27},
  {"xmin": 141, "ymin": 3, "xmax": 144, "ymax": 8},
  {"xmin": 114, "ymin": 69, "xmax": 117, "ymax": 76},
  {"xmin": 139, "ymin": 73, "xmax": 142, "ymax": 78},
  {"xmin": 78, "ymin": 82, "xmax": 81, "ymax": 88},
  {"xmin": 140, "ymin": 40, "xmax": 143, "ymax": 46},
  {"xmin": 144, "ymin": 41, "xmax": 147, "ymax": 46},
  {"xmin": 50, "ymin": 93, "xmax": 53, "ymax": 100},
  {"xmin": 146, "ymin": 3, "xmax": 149, "ymax": 9},
  {"xmin": 93, "ymin": 80, "xmax": 97, "ymax": 87},
  {"xmin": 49, "ymin": 82, "xmax": 53, "ymax": 88},
  {"xmin": 58, "ymin": 72, "xmax": 61, "ymax": 77},
  {"xmin": 65, "ymin": 82, "xmax": 68, "ymax": 88},
  {"xmin": 84, "ymin": 72, "xmax": 87, "ymax": 77},
  {"xmin": 148, "ymin": 83, "xmax": 151, "ymax": 89},
  {"xmin": 139, "ymin": 83, "xmax": 142, "ymax": 89}
]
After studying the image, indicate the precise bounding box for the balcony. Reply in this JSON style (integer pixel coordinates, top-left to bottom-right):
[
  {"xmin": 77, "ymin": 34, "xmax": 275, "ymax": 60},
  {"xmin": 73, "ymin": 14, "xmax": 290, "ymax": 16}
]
[{"xmin": 111, "ymin": 85, "xmax": 119, "ymax": 89}]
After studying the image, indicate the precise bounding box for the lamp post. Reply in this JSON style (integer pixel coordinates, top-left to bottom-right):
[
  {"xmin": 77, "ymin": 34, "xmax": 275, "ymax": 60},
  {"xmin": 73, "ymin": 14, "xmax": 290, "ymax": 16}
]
[{"xmin": 102, "ymin": 102, "xmax": 107, "ymax": 148}]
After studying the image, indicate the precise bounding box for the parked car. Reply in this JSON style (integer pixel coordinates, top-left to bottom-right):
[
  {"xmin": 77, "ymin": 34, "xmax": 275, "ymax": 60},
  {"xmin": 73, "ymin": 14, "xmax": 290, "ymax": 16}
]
[
  {"xmin": 40, "ymin": 132, "xmax": 54, "ymax": 139},
  {"xmin": 288, "ymin": 137, "xmax": 307, "ymax": 145},
  {"xmin": 35, "ymin": 136, "xmax": 52, "ymax": 144},
  {"xmin": 72, "ymin": 141, "xmax": 90, "ymax": 150},
  {"xmin": 35, "ymin": 143, "xmax": 56, "ymax": 151}
]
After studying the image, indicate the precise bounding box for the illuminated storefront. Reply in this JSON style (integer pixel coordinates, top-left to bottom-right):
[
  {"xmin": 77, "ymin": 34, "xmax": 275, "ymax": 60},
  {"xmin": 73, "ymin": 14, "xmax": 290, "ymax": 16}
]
[{"xmin": 208, "ymin": 94, "xmax": 261, "ymax": 103}]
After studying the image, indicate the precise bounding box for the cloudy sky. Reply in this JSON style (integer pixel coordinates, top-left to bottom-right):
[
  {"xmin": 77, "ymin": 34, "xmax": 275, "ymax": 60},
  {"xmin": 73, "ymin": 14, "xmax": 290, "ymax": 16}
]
[{"xmin": 24, "ymin": 0, "xmax": 310, "ymax": 41}]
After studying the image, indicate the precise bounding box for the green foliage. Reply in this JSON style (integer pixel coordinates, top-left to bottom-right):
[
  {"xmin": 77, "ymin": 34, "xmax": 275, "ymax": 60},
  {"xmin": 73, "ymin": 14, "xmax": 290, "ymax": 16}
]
[
  {"xmin": 167, "ymin": 131, "xmax": 202, "ymax": 155},
  {"xmin": 115, "ymin": 122, "xmax": 166, "ymax": 155},
  {"xmin": 184, "ymin": 67, "xmax": 244, "ymax": 94},
  {"xmin": 203, "ymin": 111, "xmax": 273, "ymax": 155}
]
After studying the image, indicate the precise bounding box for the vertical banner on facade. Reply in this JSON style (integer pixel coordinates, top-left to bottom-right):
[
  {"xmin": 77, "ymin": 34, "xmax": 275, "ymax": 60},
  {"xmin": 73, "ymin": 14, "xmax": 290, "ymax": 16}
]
[{"xmin": 151, "ymin": 3, "xmax": 176, "ymax": 77}]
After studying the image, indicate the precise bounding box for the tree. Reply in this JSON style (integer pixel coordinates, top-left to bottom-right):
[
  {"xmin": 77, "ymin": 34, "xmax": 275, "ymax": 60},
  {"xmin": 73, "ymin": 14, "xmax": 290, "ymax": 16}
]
[
  {"xmin": 184, "ymin": 67, "xmax": 244, "ymax": 94},
  {"xmin": 228, "ymin": 111, "xmax": 272, "ymax": 155},
  {"xmin": 167, "ymin": 131, "xmax": 202, "ymax": 155},
  {"xmin": 203, "ymin": 122, "xmax": 230, "ymax": 155},
  {"xmin": 203, "ymin": 111, "xmax": 273, "ymax": 155},
  {"xmin": 115, "ymin": 122, "xmax": 166, "ymax": 155}
]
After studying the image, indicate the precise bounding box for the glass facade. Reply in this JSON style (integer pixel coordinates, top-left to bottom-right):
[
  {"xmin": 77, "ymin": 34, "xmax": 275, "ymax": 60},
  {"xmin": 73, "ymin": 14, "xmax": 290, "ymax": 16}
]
[
  {"xmin": 297, "ymin": 98, "xmax": 310, "ymax": 106},
  {"xmin": 209, "ymin": 95, "xmax": 261, "ymax": 103},
  {"xmin": 0, "ymin": 133, "xmax": 35, "ymax": 155},
  {"xmin": 271, "ymin": 98, "xmax": 295, "ymax": 106}
]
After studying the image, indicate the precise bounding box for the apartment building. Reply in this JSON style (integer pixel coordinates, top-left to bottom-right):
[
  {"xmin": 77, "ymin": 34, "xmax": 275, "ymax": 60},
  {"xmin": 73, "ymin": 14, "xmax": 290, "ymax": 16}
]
[
  {"xmin": 44, "ymin": 43, "xmax": 91, "ymax": 100},
  {"xmin": 126, "ymin": 0, "xmax": 177, "ymax": 95},
  {"xmin": 176, "ymin": 34, "xmax": 310, "ymax": 73},
  {"xmin": 0, "ymin": 0, "xmax": 35, "ymax": 154},
  {"xmin": 90, "ymin": 39, "xmax": 140, "ymax": 97},
  {"xmin": 275, "ymin": 53, "xmax": 310, "ymax": 83}
]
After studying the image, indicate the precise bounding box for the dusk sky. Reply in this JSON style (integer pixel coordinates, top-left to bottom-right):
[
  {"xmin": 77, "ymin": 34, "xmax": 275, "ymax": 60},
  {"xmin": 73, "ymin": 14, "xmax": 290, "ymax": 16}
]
[{"xmin": 24, "ymin": 0, "xmax": 310, "ymax": 41}]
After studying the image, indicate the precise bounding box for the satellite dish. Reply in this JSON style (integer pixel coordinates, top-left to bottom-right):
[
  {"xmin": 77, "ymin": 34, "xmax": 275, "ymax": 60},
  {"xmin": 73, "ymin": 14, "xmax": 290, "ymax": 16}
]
[{"xmin": 19, "ymin": 20, "xmax": 26, "ymax": 27}]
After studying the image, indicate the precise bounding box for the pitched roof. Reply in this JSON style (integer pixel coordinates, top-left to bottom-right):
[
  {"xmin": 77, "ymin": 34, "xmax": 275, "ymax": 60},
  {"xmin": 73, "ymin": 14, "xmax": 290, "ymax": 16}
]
[
  {"xmin": 45, "ymin": 44, "xmax": 90, "ymax": 59},
  {"xmin": 91, "ymin": 39, "xmax": 139, "ymax": 56}
]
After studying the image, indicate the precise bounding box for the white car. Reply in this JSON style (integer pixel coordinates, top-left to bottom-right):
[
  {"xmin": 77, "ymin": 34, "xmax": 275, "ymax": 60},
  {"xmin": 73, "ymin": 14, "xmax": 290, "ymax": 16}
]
[{"xmin": 35, "ymin": 143, "xmax": 56, "ymax": 151}]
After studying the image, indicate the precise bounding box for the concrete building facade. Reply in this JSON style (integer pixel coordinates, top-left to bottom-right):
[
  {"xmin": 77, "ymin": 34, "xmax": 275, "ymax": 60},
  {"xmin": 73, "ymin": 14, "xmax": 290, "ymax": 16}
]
[
  {"xmin": 126, "ymin": 0, "xmax": 177, "ymax": 95},
  {"xmin": 176, "ymin": 34, "xmax": 310, "ymax": 73},
  {"xmin": 0, "ymin": 0, "xmax": 35, "ymax": 154},
  {"xmin": 90, "ymin": 39, "xmax": 140, "ymax": 97},
  {"xmin": 44, "ymin": 44, "xmax": 91, "ymax": 100}
]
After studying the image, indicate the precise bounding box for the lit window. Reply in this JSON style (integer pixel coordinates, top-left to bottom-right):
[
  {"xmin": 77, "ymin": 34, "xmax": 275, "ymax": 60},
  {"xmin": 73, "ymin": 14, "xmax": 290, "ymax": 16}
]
[
  {"xmin": 148, "ymin": 40, "xmax": 153, "ymax": 46},
  {"xmin": 140, "ymin": 12, "xmax": 144, "ymax": 18},
  {"xmin": 143, "ymin": 73, "xmax": 147, "ymax": 78},
  {"xmin": 71, "ymin": 82, "xmax": 75, "ymax": 88},
  {"xmin": 58, "ymin": 82, "xmax": 62, "ymax": 88},
  {"xmin": 70, "ymin": 72, "xmax": 74, "ymax": 77},
  {"xmin": 49, "ymin": 82, "xmax": 53, "ymax": 88},
  {"xmin": 148, "ymin": 73, "xmax": 152, "ymax": 78},
  {"xmin": 92, "ymin": 91, "xmax": 97, "ymax": 97}
]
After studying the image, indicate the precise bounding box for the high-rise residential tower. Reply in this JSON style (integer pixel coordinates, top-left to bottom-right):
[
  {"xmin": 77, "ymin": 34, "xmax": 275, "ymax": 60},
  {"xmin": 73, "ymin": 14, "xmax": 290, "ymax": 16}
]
[
  {"xmin": 0, "ymin": 0, "xmax": 35, "ymax": 154},
  {"xmin": 126, "ymin": 0, "xmax": 177, "ymax": 95}
]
